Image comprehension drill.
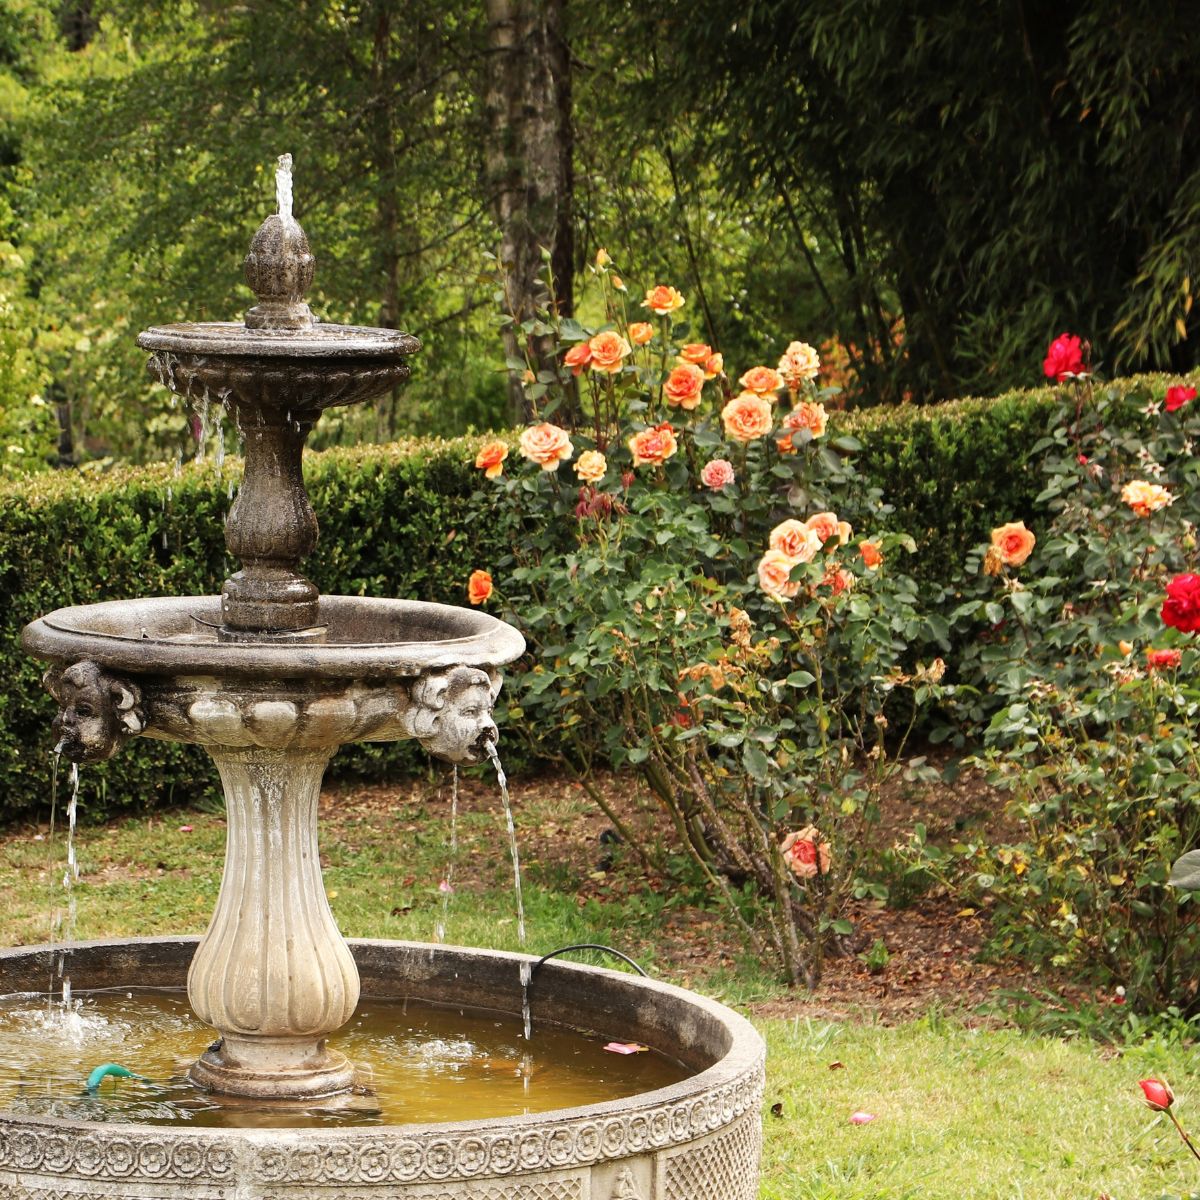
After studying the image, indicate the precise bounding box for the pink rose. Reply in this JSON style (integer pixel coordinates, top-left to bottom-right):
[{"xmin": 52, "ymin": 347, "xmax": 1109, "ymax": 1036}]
[{"xmin": 701, "ymin": 459, "xmax": 735, "ymax": 490}]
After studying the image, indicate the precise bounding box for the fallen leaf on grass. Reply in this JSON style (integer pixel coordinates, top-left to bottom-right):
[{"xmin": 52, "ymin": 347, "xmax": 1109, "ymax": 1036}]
[{"xmin": 828, "ymin": 1061, "xmax": 845, "ymax": 1071}]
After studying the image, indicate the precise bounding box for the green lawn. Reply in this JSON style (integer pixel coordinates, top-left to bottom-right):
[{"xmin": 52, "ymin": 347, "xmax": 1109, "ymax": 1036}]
[{"xmin": 1, "ymin": 775, "xmax": 1198, "ymax": 1198}]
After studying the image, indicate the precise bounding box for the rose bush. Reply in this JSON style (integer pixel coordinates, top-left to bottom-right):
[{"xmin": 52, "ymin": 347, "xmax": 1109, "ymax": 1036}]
[
  {"xmin": 469, "ymin": 252, "xmax": 945, "ymax": 985},
  {"xmin": 924, "ymin": 341, "xmax": 1200, "ymax": 1010}
]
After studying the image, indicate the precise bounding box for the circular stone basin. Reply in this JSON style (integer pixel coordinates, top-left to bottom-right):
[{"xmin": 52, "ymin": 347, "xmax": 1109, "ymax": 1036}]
[
  {"xmin": 0, "ymin": 939, "xmax": 765, "ymax": 1199},
  {"xmin": 21, "ymin": 596, "xmax": 525, "ymax": 680}
]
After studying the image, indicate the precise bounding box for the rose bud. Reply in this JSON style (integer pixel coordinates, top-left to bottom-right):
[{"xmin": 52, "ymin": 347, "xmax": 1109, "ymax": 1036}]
[{"xmin": 1139, "ymin": 1078, "xmax": 1174, "ymax": 1110}]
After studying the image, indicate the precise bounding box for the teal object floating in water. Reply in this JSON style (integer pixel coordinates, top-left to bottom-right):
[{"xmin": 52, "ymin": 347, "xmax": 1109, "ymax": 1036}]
[{"xmin": 86, "ymin": 1063, "xmax": 146, "ymax": 1092}]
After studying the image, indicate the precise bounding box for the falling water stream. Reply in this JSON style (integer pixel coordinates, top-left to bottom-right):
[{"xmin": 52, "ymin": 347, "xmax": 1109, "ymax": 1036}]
[
  {"xmin": 434, "ymin": 765, "xmax": 459, "ymax": 943},
  {"xmin": 486, "ymin": 745, "xmax": 525, "ymax": 947}
]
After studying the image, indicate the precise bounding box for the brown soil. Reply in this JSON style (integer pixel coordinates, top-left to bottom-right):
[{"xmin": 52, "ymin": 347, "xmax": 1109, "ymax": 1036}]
[{"xmin": 321, "ymin": 755, "xmax": 1087, "ymax": 1025}]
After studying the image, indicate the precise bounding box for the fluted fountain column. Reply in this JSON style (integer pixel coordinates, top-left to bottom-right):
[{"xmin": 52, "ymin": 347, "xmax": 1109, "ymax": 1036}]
[{"xmin": 187, "ymin": 745, "xmax": 360, "ymax": 1099}]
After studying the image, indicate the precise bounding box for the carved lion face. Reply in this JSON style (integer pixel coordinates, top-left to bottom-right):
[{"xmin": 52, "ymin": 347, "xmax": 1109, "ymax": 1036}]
[{"xmin": 45, "ymin": 662, "xmax": 145, "ymax": 764}]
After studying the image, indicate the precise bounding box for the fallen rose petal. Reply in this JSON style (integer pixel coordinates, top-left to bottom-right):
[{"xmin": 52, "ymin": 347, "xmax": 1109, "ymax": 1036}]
[
  {"xmin": 849, "ymin": 1111, "xmax": 876, "ymax": 1125},
  {"xmin": 438, "ymin": 879, "xmax": 454, "ymax": 894},
  {"xmin": 178, "ymin": 825, "xmax": 193, "ymax": 833},
  {"xmin": 603, "ymin": 1042, "xmax": 649, "ymax": 1055}
]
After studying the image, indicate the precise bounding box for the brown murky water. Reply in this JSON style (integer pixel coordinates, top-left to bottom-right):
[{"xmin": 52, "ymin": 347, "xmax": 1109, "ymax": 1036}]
[{"xmin": 0, "ymin": 989, "xmax": 688, "ymax": 1128}]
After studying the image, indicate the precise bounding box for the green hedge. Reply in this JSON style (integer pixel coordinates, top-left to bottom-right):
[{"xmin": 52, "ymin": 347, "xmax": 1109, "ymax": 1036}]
[{"xmin": 0, "ymin": 374, "xmax": 1180, "ymax": 822}]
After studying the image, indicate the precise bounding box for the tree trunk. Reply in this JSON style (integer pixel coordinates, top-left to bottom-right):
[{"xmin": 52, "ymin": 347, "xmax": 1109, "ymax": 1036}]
[{"xmin": 483, "ymin": 0, "xmax": 572, "ymax": 424}]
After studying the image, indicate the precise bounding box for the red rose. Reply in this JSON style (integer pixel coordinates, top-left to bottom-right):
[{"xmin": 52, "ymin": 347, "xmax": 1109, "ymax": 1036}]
[
  {"xmin": 1146, "ymin": 647, "xmax": 1183, "ymax": 671},
  {"xmin": 1042, "ymin": 332, "xmax": 1085, "ymax": 382},
  {"xmin": 1162, "ymin": 574, "xmax": 1200, "ymax": 634},
  {"xmin": 1139, "ymin": 1078, "xmax": 1174, "ymax": 1111},
  {"xmin": 1166, "ymin": 385, "xmax": 1197, "ymax": 413}
]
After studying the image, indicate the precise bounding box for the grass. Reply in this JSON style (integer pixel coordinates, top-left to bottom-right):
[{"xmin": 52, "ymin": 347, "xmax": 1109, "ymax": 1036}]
[{"xmin": 2, "ymin": 771, "xmax": 1199, "ymax": 1198}]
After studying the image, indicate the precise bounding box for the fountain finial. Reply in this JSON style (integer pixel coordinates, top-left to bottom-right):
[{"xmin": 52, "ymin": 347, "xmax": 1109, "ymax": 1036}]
[{"xmin": 244, "ymin": 152, "xmax": 315, "ymax": 330}]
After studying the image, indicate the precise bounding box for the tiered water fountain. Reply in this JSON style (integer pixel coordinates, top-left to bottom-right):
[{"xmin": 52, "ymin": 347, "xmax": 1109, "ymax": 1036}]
[{"xmin": 0, "ymin": 158, "xmax": 764, "ymax": 1200}]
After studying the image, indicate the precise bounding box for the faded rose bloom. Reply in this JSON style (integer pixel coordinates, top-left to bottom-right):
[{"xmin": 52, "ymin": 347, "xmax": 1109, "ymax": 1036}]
[
  {"xmin": 990, "ymin": 521, "xmax": 1036, "ymax": 566},
  {"xmin": 778, "ymin": 341, "xmax": 821, "ymax": 391},
  {"xmin": 1166, "ymin": 385, "xmax": 1197, "ymax": 413},
  {"xmin": 1163, "ymin": 574, "xmax": 1200, "ymax": 633},
  {"xmin": 1146, "ymin": 647, "xmax": 1182, "ymax": 671},
  {"xmin": 679, "ymin": 343, "xmax": 713, "ymax": 365},
  {"xmin": 757, "ymin": 549, "xmax": 803, "ymax": 599},
  {"xmin": 769, "ymin": 519, "xmax": 822, "ymax": 563},
  {"xmin": 574, "ymin": 449, "xmax": 607, "ymax": 483},
  {"xmin": 701, "ymin": 459, "xmax": 735, "ymax": 490},
  {"xmin": 563, "ymin": 343, "xmax": 592, "ymax": 376},
  {"xmin": 574, "ymin": 486, "xmax": 617, "ymax": 521},
  {"xmin": 1043, "ymin": 332, "xmax": 1085, "ymax": 381},
  {"xmin": 642, "ymin": 285, "xmax": 686, "ymax": 315},
  {"xmin": 628, "ymin": 321, "xmax": 655, "ymax": 346},
  {"xmin": 702, "ymin": 352, "xmax": 724, "ymax": 380},
  {"xmin": 781, "ymin": 826, "xmax": 832, "ymax": 879},
  {"xmin": 588, "ymin": 330, "xmax": 632, "ymax": 374},
  {"xmin": 739, "ymin": 366, "xmax": 785, "ymax": 396},
  {"xmin": 721, "ymin": 392, "xmax": 774, "ymax": 442},
  {"xmin": 664, "ymin": 363, "xmax": 706, "ymax": 410},
  {"xmin": 859, "ymin": 541, "xmax": 883, "ymax": 570},
  {"xmin": 1139, "ymin": 1079, "xmax": 1174, "ymax": 1111},
  {"xmin": 821, "ymin": 565, "xmax": 855, "ymax": 595},
  {"xmin": 776, "ymin": 401, "xmax": 829, "ymax": 452},
  {"xmin": 628, "ymin": 422, "xmax": 678, "ymax": 467},
  {"xmin": 519, "ymin": 422, "xmax": 574, "ymax": 470},
  {"xmin": 1122, "ymin": 479, "xmax": 1175, "ymax": 517},
  {"xmin": 474, "ymin": 440, "xmax": 509, "ymax": 480},
  {"xmin": 467, "ymin": 570, "xmax": 493, "ymax": 605},
  {"xmin": 982, "ymin": 546, "xmax": 1005, "ymax": 576}
]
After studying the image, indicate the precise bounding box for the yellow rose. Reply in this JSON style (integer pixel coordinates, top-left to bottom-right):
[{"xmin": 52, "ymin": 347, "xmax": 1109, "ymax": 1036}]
[{"xmin": 575, "ymin": 449, "xmax": 607, "ymax": 483}]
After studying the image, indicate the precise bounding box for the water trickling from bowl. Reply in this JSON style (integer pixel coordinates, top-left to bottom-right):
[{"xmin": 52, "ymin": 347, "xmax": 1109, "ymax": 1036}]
[
  {"xmin": 435, "ymin": 765, "xmax": 459, "ymax": 944},
  {"xmin": 486, "ymin": 744, "xmax": 525, "ymax": 947}
]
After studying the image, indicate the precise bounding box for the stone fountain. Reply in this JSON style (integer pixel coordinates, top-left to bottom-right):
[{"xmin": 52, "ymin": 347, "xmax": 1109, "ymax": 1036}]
[{"xmin": 1, "ymin": 157, "xmax": 764, "ymax": 1199}]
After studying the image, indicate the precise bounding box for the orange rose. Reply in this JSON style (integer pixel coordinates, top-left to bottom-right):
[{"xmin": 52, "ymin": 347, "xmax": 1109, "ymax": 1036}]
[
  {"xmin": 563, "ymin": 343, "xmax": 592, "ymax": 376},
  {"xmin": 664, "ymin": 363, "xmax": 705, "ymax": 410},
  {"xmin": 859, "ymin": 540, "xmax": 883, "ymax": 570},
  {"xmin": 628, "ymin": 321, "xmax": 655, "ymax": 346},
  {"xmin": 738, "ymin": 366, "xmax": 785, "ymax": 396},
  {"xmin": 588, "ymin": 330, "xmax": 632, "ymax": 374},
  {"xmin": 769, "ymin": 519, "xmax": 822, "ymax": 563},
  {"xmin": 642, "ymin": 285, "xmax": 686, "ymax": 315},
  {"xmin": 804, "ymin": 511, "xmax": 851, "ymax": 545},
  {"xmin": 628, "ymin": 422, "xmax": 678, "ymax": 467},
  {"xmin": 679, "ymin": 343, "xmax": 713, "ymax": 365},
  {"xmin": 776, "ymin": 402, "xmax": 829, "ymax": 452},
  {"xmin": 519, "ymin": 422, "xmax": 574, "ymax": 471},
  {"xmin": 474, "ymin": 440, "xmax": 509, "ymax": 480},
  {"xmin": 989, "ymin": 520, "xmax": 1036, "ymax": 566},
  {"xmin": 467, "ymin": 570, "xmax": 493, "ymax": 605},
  {"xmin": 575, "ymin": 449, "xmax": 607, "ymax": 483},
  {"xmin": 757, "ymin": 549, "xmax": 803, "ymax": 599},
  {"xmin": 720, "ymin": 392, "xmax": 773, "ymax": 442},
  {"xmin": 702, "ymin": 352, "xmax": 723, "ymax": 380}
]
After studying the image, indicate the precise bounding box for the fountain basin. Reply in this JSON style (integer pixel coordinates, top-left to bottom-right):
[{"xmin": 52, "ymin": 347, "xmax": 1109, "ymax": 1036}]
[{"xmin": 0, "ymin": 938, "xmax": 765, "ymax": 1199}]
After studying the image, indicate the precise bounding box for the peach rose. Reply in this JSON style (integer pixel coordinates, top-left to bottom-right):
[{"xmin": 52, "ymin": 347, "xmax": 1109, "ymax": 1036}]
[
  {"xmin": 467, "ymin": 570, "xmax": 493, "ymax": 605},
  {"xmin": 859, "ymin": 540, "xmax": 883, "ymax": 570},
  {"xmin": 781, "ymin": 826, "xmax": 831, "ymax": 878},
  {"xmin": 738, "ymin": 366, "xmax": 785, "ymax": 396},
  {"xmin": 700, "ymin": 459, "xmax": 735, "ymax": 490},
  {"xmin": 628, "ymin": 422, "xmax": 678, "ymax": 467},
  {"xmin": 720, "ymin": 392, "xmax": 773, "ymax": 442},
  {"xmin": 777, "ymin": 341, "xmax": 821, "ymax": 391},
  {"xmin": 474, "ymin": 440, "xmax": 509, "ymax": 480},
  {"xmin": 989, "ymin": 520, "xmax": 1036, "ymax": 566},
  {"xmin": 1121, "ymin": 480, "xmax": 1175, "ymax": 518},
  {"xmin": 757, "ymin": 549, "xmax": 803, "ymax": 599},
  {"xmin": 642, "ymin": 285, "xmax": 686, "ymax": 315},
  {"xmin": 588, "ymin": 330, "xmax": 632, "ymax": 374},
  {"xmin": 702, "ymin": 352, "xmax": 724, "ymax": 380},
  {"xmin": 575, "ymin": 450, "xmax": 607, "ymax": 483},
  {"xmin": 769, "ymin": 519, "xmax": 822, "ymax": 563},
  {"xmin": 805, "ymin": 511, "xmax": 851, "ymax": 545},
  {"xmin": 611, "ymin": 274, "xmax": 626, "ymax": 291},
  {"xmin": 664, "ymin": 363, "xmax": 706, "ymax": 410},
  {"xmin": 519, "ymin": 422, "xmax": 574, "ymax": 471},
  {"xmin": 628, "ymin": 321, "xmax": 655, "ymax": 346},
  {"xmin": 821, "ymin": 566, "xmax": 855, "ymax": 595},
  {"xmin": 679, "ymin": 343, "xmax": 713, "ymax": 365},
  {"xmin": 563, "ymin": 343, "xmax": 592, "ymax": 376}
]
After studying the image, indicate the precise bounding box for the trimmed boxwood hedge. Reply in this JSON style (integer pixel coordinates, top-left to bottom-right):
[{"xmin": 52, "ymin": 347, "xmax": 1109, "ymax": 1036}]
[{"xmin": 0, "ymin": 374, "xmax": 1180, "ymax": 822}]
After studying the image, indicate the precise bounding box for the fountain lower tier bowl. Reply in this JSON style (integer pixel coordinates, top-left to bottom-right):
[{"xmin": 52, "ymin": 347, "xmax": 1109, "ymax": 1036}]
[{"xmin": 0, "ymin": 939, "xmax": 764, "ymax": 1199}]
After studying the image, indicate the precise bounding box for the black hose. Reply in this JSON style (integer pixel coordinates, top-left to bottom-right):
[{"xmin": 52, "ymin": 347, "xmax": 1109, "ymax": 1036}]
[{"xmin": 528, "ymin": 943, "xmax": 649, "ymax": 981}]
